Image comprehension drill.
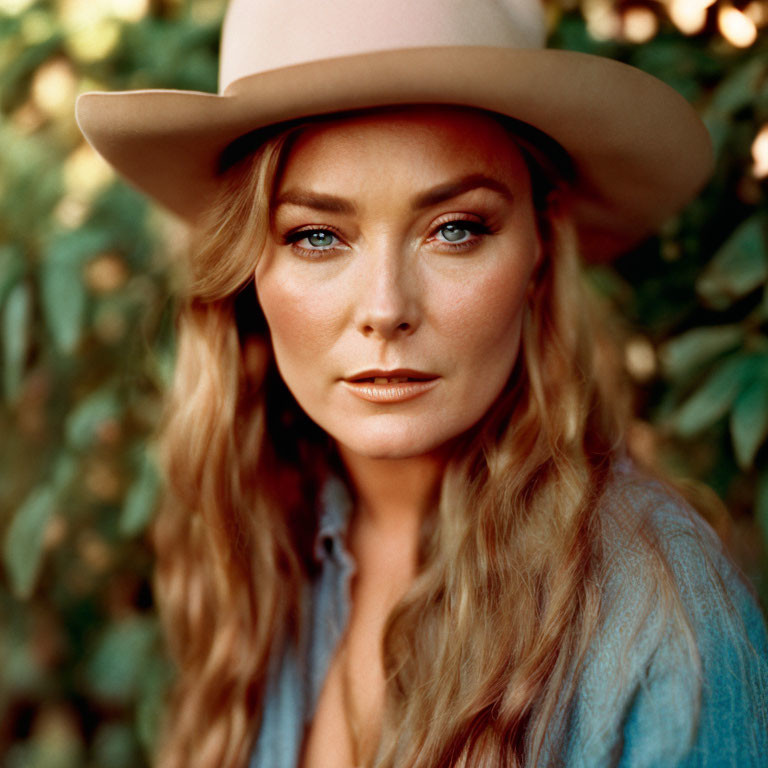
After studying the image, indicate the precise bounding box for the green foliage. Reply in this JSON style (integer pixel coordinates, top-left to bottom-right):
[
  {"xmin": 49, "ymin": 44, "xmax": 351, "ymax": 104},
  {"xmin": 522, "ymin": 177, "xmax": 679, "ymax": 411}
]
[
  {"xmin": 120, "ymin": 450, "xmax": 160, "ymax": 537},
  {"xmin": 3, "ymin": 485, "xmax": 56, "ymax": 598},
  {"xmin": 0, "ymin": 1, "xmax": 219, "ymax": 764},
  {"xmin": 731, "ymin": 367, "xmax": 768, "ymax": 469},
  {"xmin": 671, "ymin": 352, "xmax": 758, "ymax": 437},
  {"xmin": 86, "ymin": 617, "xmax": 159, "ymax": 700},
  {"xmin": 1, "ymin": 0, "xmax": 767, "ymax": 764},
  {"xmin": 2, "ymin": 279, "xmax": 31, "ymax": 401},
  {"xmin": 697, "ymin": 216, "xmax": 767, "ymax": 309},
  {"xmin": 41, "ymin": 229, "xmax": 110, "ymax": 354},
  {"xmin": 65, "ymin": 389, "xmax": 122, "ymax": 450},
  {"xmin": 659, "ymin": 324, "xmax": 744, "ymax": 380}
]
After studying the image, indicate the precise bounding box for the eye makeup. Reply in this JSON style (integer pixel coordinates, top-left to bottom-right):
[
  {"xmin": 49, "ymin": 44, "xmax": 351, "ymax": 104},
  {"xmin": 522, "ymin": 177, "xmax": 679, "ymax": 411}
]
[{"xmin": 281, "ymin": 215, "xmax": 497, "ymax": 259}]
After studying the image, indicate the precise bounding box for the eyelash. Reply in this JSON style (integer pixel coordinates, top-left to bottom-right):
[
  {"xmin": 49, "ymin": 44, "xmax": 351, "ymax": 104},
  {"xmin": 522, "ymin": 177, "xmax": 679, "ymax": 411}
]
[{"xmin": 283, "ymin": 218, "xmax": 493, "ymax": 258}]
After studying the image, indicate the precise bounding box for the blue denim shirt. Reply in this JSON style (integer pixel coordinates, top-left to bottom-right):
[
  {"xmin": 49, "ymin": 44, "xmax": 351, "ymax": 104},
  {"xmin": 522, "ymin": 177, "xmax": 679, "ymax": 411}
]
[{"xmin": 249, "ymin": 461, "xmax": 768, "ymax": 767}]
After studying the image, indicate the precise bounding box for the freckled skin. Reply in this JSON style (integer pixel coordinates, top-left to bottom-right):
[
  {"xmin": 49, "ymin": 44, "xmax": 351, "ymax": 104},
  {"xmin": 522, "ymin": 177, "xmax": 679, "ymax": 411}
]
[{"xmin": 255, "ymin": 106, "xmax": 542, "ymax": 461}]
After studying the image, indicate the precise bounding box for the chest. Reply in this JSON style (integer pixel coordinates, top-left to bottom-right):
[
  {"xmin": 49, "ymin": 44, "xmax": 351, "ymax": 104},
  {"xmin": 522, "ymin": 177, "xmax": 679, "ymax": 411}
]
[{"xmin": 300, "ymin": 562, "xmax": 413, "ymax": 767}]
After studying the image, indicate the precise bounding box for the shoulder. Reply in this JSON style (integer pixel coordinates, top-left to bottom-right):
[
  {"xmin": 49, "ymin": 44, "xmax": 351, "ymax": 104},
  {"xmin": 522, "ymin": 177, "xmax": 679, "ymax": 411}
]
[
  {"xmin": 597, "ymin": 459, "xmax": 766, "ymax": 652},
  {"xmin": 561, "ymin": 460, "xmax": 768, "ymax": 767}
]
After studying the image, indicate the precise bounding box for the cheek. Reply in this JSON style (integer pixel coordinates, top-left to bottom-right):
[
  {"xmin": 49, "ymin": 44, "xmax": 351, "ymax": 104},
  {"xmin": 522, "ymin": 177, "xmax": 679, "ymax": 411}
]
[
  {"xmin": 255, "ymin": 264, "xmax": 341, "ymax": 362},
  {"xmin": 434, "ymin": 254, "xmax": 532, "ymax": 358}
]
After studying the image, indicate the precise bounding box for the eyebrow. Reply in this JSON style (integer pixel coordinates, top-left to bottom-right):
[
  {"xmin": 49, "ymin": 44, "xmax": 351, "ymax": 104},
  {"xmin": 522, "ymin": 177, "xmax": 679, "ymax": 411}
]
[{"xmin": 273, "ymin": 173, "xmax": 514, "ymax": 214}]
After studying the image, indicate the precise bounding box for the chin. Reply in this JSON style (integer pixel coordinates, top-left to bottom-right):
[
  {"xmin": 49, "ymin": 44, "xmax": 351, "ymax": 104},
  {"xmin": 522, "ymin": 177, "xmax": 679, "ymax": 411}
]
[
  {"xmin": 343, "ymin": 443, "xmax": 435, "ymax": 461},
  {"xmin": 330, "ymin": 420, "xmax": 456, "ymax": 461}
]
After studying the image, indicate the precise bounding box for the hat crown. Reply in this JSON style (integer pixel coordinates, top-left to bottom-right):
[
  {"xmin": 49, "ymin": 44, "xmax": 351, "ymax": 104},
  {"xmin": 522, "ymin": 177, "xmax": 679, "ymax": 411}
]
[{"xmin": 219, "ymin": 0, "xmax": 547, "ymax": 92}]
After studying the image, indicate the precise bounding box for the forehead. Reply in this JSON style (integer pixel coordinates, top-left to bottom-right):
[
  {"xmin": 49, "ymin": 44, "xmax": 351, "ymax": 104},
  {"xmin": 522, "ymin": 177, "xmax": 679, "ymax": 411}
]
[{"xmin": 275, "ymin": 105, "xmax": 532, "ymax": 192}]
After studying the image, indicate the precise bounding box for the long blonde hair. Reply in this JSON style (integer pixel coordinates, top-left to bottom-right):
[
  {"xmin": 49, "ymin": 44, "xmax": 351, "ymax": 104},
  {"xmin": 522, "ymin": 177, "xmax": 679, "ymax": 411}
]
[{"xmin": 152, "ymin": 111, "xmax": 700, "ymax": 767}]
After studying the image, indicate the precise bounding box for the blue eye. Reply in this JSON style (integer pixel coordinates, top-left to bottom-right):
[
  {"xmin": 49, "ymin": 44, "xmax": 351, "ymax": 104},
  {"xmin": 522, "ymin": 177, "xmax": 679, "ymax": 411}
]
[
  {"xmin": 291, "ymin": 229, "xmax": 339, "ymax": 250},
  {"xmin": 438, "ymin": 222, "xmax": 472, "ymax": 243},
  {"xmin": 433, "ymin": 220, "xmax": 491, "ymax": 247}
]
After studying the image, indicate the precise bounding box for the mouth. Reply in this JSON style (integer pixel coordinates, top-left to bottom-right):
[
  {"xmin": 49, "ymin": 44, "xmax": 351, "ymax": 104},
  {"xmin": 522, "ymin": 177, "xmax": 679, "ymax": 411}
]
[
  {"xmin": 345, "ymin": 369, "xmax": 438, "ymax": 384},
  {"xmin": 341, "ymin": 369, "xmax": 440, "ymax": 404}
]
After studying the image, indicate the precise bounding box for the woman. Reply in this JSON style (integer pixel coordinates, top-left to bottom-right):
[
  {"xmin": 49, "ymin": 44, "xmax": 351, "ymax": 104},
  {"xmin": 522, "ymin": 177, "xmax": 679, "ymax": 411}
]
[{"xmin": 75, "ymin": 0, "xmax": 768, "ymax": 766}]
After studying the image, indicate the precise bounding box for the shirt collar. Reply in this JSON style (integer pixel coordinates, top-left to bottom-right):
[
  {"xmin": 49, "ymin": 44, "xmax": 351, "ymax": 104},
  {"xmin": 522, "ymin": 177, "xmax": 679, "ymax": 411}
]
[{"xmin": 313, "ymin": 474, "xmax": 353, "ymax": 563}]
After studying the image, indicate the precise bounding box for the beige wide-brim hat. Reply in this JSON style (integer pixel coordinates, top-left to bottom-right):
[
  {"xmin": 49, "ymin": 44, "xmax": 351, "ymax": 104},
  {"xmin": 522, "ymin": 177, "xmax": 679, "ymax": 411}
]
[{"xmin": 75, "ymin": 0, "xmax": 713, "ymax": 260}]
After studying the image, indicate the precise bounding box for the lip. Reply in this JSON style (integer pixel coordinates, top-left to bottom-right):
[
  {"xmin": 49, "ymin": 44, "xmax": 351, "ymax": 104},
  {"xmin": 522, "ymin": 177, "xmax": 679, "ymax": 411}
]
[
  {"xmin": 341, "ymin": 369, "xmax": 440, "ymax": 404},
  {"xmin": 345, "ymin": 368, "xmax": 438, "ymax": 383}
]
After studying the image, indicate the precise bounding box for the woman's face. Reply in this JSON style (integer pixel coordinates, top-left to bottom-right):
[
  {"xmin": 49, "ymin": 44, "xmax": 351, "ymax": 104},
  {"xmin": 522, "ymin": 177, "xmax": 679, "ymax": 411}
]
[{"xmin": 255, "ymin": 106, "xmax": 542, "ymax": 460}]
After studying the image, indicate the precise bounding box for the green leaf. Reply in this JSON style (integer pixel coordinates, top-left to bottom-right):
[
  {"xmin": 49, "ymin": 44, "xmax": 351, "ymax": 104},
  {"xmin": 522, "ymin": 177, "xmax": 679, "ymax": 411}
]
[
  {"xmin": 120, "ymin": 452, "xmax": 159, "ymax": 537},
  {"xmin": 730, "ymin": 364, "xmax": 768, "ymax": 469},
  {"xmin": 87, "ymin": 617, "xmax": 158, "ymax": 701},
  {"xmin": 40, "ymin": 254, "xmax": 86, "ymax": 355},
  {"xmin": 659, "ymin": 324, "xmax": 744, "ymax": 381},
  {"xmin": 707, "ymin": 56, "xmax": 767, "ymax": 117},
  {"xmin": 671, "ymin": 354, "xmax": 755, "ymax": 437},
  {"xmin": 0, "ymin": 33, "xmax": 61, "ymax": 110},
  {"xmin": 40, "ymin": 229, "xmax": 109, "ymax": 354},
  {"xmin": 697, "ymin": 217, "xmax": 767, "ymax": 310},
  {"xmin": 65, "ymin": 389, "xmax": 121, "ymax": 451},
  {"xmin": 0, "ymin": 125, "xmax": 63, "ymax": 239},
  {"xmin": 0, "ymin": 244, "xmax": 24, "ymax": 306},
  {"xmin": 2, "ymin": 280, "xmax": 30, "ymax": 403},
  {"xmin": 51, "ymin": 453, "xmax": 77, "ymax": 492},
  {"xmin": 2, "ymin": 486, "xmax": 56, "ymax": 599}
]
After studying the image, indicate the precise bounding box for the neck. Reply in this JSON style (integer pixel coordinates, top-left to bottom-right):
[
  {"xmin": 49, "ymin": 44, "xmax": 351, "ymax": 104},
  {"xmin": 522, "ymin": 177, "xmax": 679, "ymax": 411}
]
[{"xmin": 336, "ymin": 446, "xmax": 445, "ymax": 535}]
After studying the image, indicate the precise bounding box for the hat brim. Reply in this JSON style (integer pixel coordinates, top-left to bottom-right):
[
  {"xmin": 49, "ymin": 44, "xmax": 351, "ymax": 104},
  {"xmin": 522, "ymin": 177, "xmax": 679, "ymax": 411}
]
[{"xmin": 75, "ymin": 46, "xmax": 713, "ymax": 260}]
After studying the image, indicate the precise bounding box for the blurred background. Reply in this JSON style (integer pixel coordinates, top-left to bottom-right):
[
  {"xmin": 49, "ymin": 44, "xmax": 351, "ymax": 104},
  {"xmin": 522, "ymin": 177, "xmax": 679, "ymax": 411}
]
[{"xmin": 1, "ymin": 0, "xmax": 767, "ymax": 765}]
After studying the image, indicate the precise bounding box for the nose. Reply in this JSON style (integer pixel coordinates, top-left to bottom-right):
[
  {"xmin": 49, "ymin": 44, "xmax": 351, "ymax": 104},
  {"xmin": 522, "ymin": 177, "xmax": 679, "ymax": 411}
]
[{"xmin": 355, "ymin": 246, "xmax": 420, "ymax": 340}]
